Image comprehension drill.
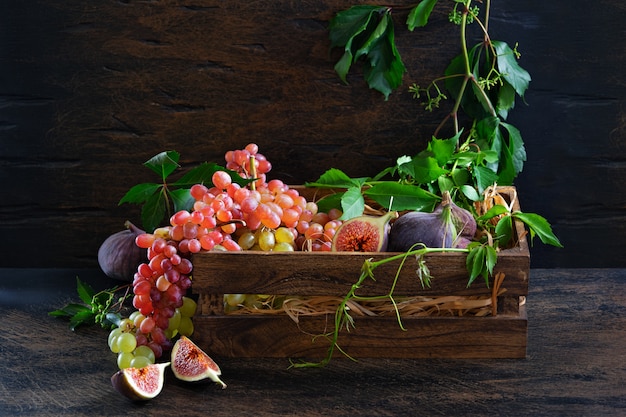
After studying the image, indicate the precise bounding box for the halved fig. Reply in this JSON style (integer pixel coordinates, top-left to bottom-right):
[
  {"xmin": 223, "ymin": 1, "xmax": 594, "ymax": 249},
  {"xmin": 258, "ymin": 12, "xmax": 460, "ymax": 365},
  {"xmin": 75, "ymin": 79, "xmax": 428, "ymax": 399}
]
[
  {"xmin": 331, "ymin": 211, "xmax": 398, "ymax": 252},
  {"xmin": 111, "ymin": 362, "xmax": 170, "ymax": 401},
  {"xmin": 171, "ymin": 336, "xmax": 226, "ymax": 389}
]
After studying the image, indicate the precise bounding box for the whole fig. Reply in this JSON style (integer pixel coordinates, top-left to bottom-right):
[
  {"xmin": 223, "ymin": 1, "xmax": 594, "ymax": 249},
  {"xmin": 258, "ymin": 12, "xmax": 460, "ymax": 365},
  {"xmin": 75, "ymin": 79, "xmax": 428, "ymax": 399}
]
[
  {"xmin": 387, "ymin": 191, "xmax": 475, "ymax": 251},
  {"xmin": 98, "ymin": 220, "xmax": 147, "ymax": 281},
  {"xmin": 332, "ymin": 211, "xmax": 398, "ymax": 252},
  {"xmin": 449, "ymin": 197, "xmax": 477, "ymax": 240}
]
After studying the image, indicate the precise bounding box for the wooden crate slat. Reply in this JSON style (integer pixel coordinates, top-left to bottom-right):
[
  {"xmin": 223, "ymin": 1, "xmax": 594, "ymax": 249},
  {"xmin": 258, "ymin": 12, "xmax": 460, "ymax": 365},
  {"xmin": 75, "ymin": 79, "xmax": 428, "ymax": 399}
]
[{"xmin": 192, "ymin": 307, "xmax": 527, "ymax": 359}]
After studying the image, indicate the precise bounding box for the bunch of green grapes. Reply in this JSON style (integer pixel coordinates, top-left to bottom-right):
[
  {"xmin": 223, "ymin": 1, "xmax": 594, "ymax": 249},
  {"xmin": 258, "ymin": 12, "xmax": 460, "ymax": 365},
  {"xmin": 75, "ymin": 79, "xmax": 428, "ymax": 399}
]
[{"xmin": 107, "ymin": 296, "xmax": 197, "ymax": 370}]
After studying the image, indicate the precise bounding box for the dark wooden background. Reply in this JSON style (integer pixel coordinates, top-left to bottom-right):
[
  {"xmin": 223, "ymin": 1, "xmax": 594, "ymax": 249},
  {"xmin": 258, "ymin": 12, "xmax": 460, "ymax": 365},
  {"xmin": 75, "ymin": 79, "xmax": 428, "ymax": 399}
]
[{"xmin": 1, "ymin": 0, "xmax": 624, "ymax": 269}]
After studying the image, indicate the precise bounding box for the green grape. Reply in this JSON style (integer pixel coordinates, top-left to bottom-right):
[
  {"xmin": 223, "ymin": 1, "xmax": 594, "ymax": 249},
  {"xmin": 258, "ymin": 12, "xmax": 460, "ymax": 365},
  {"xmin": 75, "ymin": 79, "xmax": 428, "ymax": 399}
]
[
  {"xmin": 257, "ymin": 229, "xmax": 275, "ymax": 251},
  {"xmin": 118, "ymin": 318, "xmax": 134, "ymax": 333},
  {"xmin": 179, "ymin": 297, "xmax": 197, "ymax": 318},
  {"xmin": 178, "ymin": 316, "xmax": 194, "ymax": 337},
  {"xmin": 167, "ymin": 309, "xmax": 182, "ymax": 331},
  {"xmin": 273, "ymin": 242, "xmax": 294, "ymax": 252},
  {"xmin": 117, "ymin": 352, "xmax": 134, "ymax": 369},
  {"xmin": 225, "ymin": 293, "xmax": 246, "ymax": 307},
  {"xmin": 274, "ymin": 227, "xmax": 294, "ymax": 244},
  {"xmin": 237, "ymin": 231, "xmax": 257, "ymax": 250},
  {"xmin": 133, "ymin": 345, "xmax": 156, "ymax": 364},
  {"xmin": 116, "ymin": 331, "xmax": 138, "ymax": 353},
  {"xmin": 128, "ymin": 310, "xmax": 142, "ymax": 322},
  {"xmin": 108, "ymin": 327, "xmax": 123, "ymax": 349},
  {"xmin": 129, "ymin": 355, "xmax": 152, "ymax": 369}
]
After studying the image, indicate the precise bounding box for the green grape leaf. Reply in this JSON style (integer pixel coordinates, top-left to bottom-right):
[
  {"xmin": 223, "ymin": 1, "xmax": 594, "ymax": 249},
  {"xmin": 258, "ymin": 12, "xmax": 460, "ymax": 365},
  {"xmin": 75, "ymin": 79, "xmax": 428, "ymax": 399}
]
[
  {"xmin": 141, "ymin": 190, "xmax": 168, "ymax": 232},
  {"xmin": 473, "ymin": 166, "xmax": 499, "ymax": 194},
  {"xmin": 493, "ymin": 40, "xmax": 531, "ymax": 98},
  {"xmin": 48, "ymin": 303, "xmax": 92, "ymax": 318},
  {"xmin": 329, "ymin": 6, "xmax": 384, "ymax": 83},
  {"xmin": 315, "ymin": 192, "xmax": 345, "ymax": 214},
  {"xmin": 496, "ymin": 80, "xmax": 516, "ymax": 119},
  {"xmin": 477, "ymin": 204, "xmax": 510, "ymax": 222},
  {"xmin": 306, "ymin": 168, "xmax": 366, "ymax": 189},
  {"xmin": 170, "ymin": 188, "xmax": 194, "ymax": 213},
  {"xmin": 409, "ymin": 154, "xmax": 449, "ymax": 184},
  {"xmin": 339, "ymin": 186, "xmax": 366, "ymax": 220},
  {"xmin": 69, "ymin": 310, "xmax": 96, "ymax": 331},
  {"xmin": 501, "ymin": 122, "xmax": 526, "ymax": 174},
  {"xmin": 118, "ymin": 183, "xmax": 162, "ymax": 205},
  {"xmin": 426, "ymin": 133, "xmax": 459, "ymax": 166},
  {"xmin": 174, "ymin": 162, "xmax": 232, "ymax": 188},
  {"xmin": 407, "ymin": 0, "xmax": 439, "ymax": 30},
  {"xmin": 363, "ymin": 18, "xmax": 406, "ymax": 99},
  {"xmin": 460, "ymin": 184, "xmax": 480, "ymax": 201},
  {"xmin": 355, "ymin": 12, "xmax": 390, "ymax": 60},
  {"xmin": 144, "ymin": 151, "xmax": 180, "ymax": 180},
  {"xmin": 364, "ymin": 183, "xmax": 439, "ymax": 211},
  {"xmin": 466, "ymin": 244, "xmax": 486, "ymax": 287},
  {"xmin": 495, "ymin": 214, "xmax": 513, "ymax": 247},
  {"xmin": 513, "ymin": 212, "xmax": 563, "ymax": 247},
  {"xmin": 76, "ymin": 276, "xmax": 95, "ymax": 305}
]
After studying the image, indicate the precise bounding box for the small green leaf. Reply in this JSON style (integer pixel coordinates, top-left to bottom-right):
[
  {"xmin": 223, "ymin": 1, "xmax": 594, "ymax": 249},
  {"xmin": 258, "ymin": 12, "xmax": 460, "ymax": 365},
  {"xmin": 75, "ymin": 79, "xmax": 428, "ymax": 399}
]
[
  {"xmin": 493, "ymin": 40, "xmax": 531, "ymax": 98},
  {"xmin": 364, "ymin": 183, "xmax": 439, "ymax": 211},
  {"xmin": 69, "ymin": 310, "xmax": 96, "ymax": 331},
  {"xmin": 466, "ymin": 245, "xmax": 486, "ymax": 286},
  {"xmin": 513, "ymin": 212, "xmax": 563, "ymax": 247},
  {"xmin": 477, "ymin": 204, "xmax": 510, "ymax": 222},
  {"xmin": 48, "ymin": 303, "xmax": 92, "ymax": 318},
  {"xmin": 339, "ymin": 186, "xmax": 366, "ymax": 220},
  {"xmin": 496, "ymin": 80, "xmax": 516, "ymax": 119},
  {"xmin": 76, "ymin": 277, "xmax": 95, "ymax": 305},
  {"xmin": 485, "ymin": 245, "xmax": 498, "ymax": 276},
  {"xmin": 315, "ymin": 192, "xmax": 345, "ymax": 214},
  {"xmin": 426, "ymin": 133, "xmax": 459, "ymax": 166},
  {"xmin": 460, "ymin": 184, "xmax": 480, "ymax": 201},
  {"xmin": 144, "ymin": 151, "xmax": 180, "ymax": 180},
  {"xmin": 473, "ymin": 166, "xmax": 499, "ymax": 194},
  {"xmin": 118, "ymin": 183, "xmax": 162, "ymax": 205},
  {"xmin": 500, "ymin": 122, "xmax": 526, "ymax": 175},
  {"xmin": 407, "ymin": 0, "xmax": 439, "ymax": 30},
  {"xmin": 495, "ymin": 215, "xmax": 513, "ymax": 247}
]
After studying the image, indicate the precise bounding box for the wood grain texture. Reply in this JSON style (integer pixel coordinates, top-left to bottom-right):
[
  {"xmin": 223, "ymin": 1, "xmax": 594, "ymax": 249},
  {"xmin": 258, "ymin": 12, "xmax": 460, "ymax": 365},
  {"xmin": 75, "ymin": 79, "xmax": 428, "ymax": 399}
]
[
  {"xmin": 1, "ymin": 268, "xmax": 625, "ymax": 416},
  {"xmin": 1, "ymin": 1, "xmax": 625, "ymax": 268}
]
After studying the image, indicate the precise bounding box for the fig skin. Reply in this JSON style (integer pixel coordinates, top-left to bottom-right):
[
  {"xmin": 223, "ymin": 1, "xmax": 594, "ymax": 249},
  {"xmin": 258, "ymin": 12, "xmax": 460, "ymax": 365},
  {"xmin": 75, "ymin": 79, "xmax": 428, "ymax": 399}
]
[
  {"xmin": 449, "ymin": 198, "xmax": 477, "ymax": 239},
  {"xmin": 98, "ymin": 220, "xmax": 147, "ymax": 281},
  {"xmin": 387, "ymin": 208, "xmax": 455, "ymax": 251},
  {"xmin": 387, "ymin": 192, "xmax": 476, "ymax": 251},
  {"xmin": 331, "ymin": 211, "xmax": 398, "ymax": 252}
]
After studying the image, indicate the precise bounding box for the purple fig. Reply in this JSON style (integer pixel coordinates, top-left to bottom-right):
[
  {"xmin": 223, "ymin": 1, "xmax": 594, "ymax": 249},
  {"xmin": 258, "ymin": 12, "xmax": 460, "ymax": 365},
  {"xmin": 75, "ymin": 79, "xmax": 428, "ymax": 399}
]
[
  {"xmin": 98, "ymin": 220, "xmax": 147, "ymax": 281},
  {"xmin": 387, "ymin": 191, "xmax": 475, "ymax": 251}
]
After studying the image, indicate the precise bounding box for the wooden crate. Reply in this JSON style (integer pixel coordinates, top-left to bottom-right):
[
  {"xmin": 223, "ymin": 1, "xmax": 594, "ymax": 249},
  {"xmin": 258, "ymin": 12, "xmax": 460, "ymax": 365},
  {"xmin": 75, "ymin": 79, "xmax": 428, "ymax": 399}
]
[{"xmin": 190, "ymin": 187, "xmax": 529, "ymax": 359}]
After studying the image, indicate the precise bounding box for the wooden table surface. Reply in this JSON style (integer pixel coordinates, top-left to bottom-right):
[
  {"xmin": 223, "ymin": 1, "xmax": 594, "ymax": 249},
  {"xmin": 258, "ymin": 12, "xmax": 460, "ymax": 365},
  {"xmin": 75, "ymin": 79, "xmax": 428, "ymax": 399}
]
[{"xmin": 1, "ymin": 268, "xmax": 625, "ymax": 416}]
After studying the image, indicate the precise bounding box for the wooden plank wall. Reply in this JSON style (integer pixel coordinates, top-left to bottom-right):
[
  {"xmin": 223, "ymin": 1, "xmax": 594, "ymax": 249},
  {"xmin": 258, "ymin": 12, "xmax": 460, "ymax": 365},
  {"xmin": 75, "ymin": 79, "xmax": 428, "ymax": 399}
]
[{"xmin": 1, "ymin": 0, "xmax": 624, "ymax": 268}]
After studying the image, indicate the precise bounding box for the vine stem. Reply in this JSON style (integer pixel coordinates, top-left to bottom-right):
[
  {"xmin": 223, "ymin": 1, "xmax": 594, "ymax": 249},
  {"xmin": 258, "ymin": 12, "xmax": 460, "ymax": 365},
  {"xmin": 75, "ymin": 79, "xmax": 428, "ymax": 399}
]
[{"xmin": 290, "ymin": 245, "xmax": 469, "ymax": 368}]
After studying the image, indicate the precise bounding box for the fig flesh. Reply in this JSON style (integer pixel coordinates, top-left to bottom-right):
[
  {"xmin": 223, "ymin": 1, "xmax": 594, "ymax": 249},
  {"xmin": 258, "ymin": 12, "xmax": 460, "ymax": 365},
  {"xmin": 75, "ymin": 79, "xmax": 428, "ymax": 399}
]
[
  {"xmin": 331, "ymin": 211, "xmax": 398, "ymax": 252},
  {"xmin": 98, "ymin": 220, "xmax": 147, "ymax": 281},
  {"xmin": 387, "ymin": 191, "xmax": 476, "ymax": 251},
  {"xmin": 171, "ymin": 336, "xmax": 227, "ymax": 389},
  {"xmin": 111, "ymin": 362, "xmax": 170, "ymax": 401}
]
